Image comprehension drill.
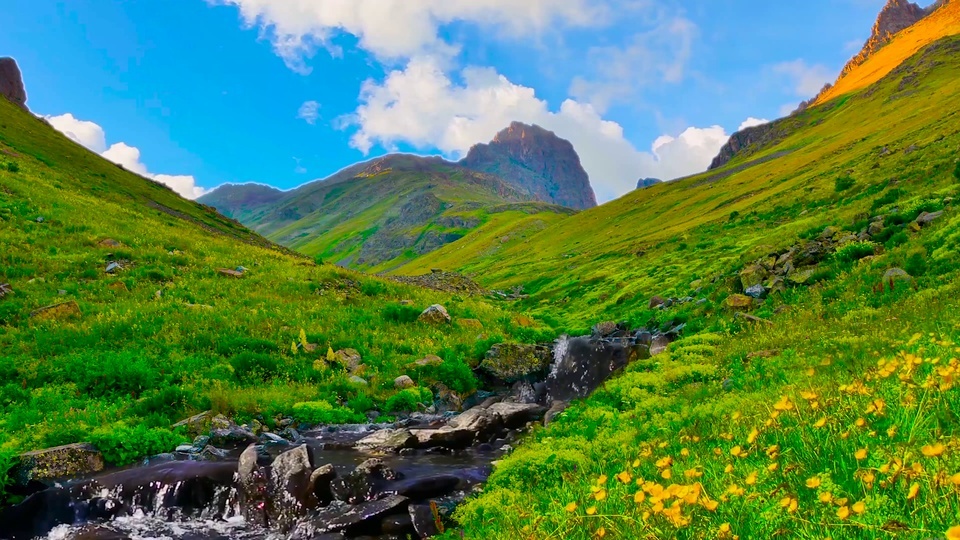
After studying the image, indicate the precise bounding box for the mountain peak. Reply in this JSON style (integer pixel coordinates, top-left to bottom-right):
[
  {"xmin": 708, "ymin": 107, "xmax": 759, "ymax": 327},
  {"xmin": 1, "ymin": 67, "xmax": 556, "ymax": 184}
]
[
  {"xmin": 461, "ymin": 122, "xmax": 597, "ymax": 209},
  {"xmin": 0, "ymin": 57, "xmax": 28, "ymax": 110},
  {"xmin": 839, "ymin": 0, "xmax": 928, "ymax": 79}
]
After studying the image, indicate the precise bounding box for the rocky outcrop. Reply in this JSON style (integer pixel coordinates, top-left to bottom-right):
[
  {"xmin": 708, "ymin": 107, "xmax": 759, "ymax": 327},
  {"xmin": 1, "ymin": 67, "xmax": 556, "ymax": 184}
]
[
  {"xmin": 460, "ymin": 122, "xmax": 597, "ymax": 209},
  {"xmin": 840, "ymin": 0, "xmax": 928, "ymax": 80},
  {"xmin": 0, "ymin": 58, "xmax": 27, "ymax": 110},
  {"xmin": 14, "ymin": 443, "xmax": 104, "ymax": 485},
  {"xmin": 479, "ymin": 343, "xmax": 553, "ymax": 384},
  {"xmin": 636, "ymin": 178, "xmax": 662, "ymax": 189},
  {"xmin": 709, "ymin": 121, "xmax": 788, "ymax": 170}
]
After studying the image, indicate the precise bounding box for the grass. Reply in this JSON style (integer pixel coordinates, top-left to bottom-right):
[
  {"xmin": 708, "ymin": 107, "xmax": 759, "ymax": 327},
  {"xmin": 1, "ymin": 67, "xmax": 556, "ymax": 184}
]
[{"xmin": 0, "ymin": 96, "xmax": 552, "ymax": 494}]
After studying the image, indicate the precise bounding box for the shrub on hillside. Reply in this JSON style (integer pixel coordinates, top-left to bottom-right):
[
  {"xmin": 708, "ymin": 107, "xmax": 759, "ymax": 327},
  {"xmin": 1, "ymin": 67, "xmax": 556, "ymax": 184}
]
[
  {"xmin": 834, "ymin": 176, "xmax": 856, "ymax": 192},
  {"xmin": 383, "ymin": 303, "xmax": 421, "ymax": 323},
  {"xmin": 291, "ymin": 400, "xmax": 364, "ymax": 425},
  {"xmin": 229, "ymin": 352, "xmax": 280, "ymax": 383},
  {"xmin": 415, "ymin": 356, "xmax": 477, "ymax": 395},
  {"xmin": 4, "ymin": 162, "xmax": 19, "ymax": 173},
  {"xmin": 384, "ymin": 387, "xmax": 433, "ymax": 413},
  {"xmin": 90, "ymin": 425, "xmax": 186, "ymax": 466},
  {"xmin": 833, "ymin": 241, "xmax": 877, "ymax": 264}
]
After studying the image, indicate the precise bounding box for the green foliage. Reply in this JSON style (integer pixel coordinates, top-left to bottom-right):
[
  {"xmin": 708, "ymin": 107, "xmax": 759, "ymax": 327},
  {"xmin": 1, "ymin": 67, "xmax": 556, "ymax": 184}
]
[
  {"xmin": 384, "ymin": 386, "xmax": 433, "ymax": 413},
  {"xmin": 383, "ymin": 303, "xmax": 422, "ymax": 323},
  {"xmin": 290, "ymin": 400, "xmax": 364, "ymax": 425},
  {"xmin": 4, "ymin": 162, "xmax": 19, "ymax": 173},
  {"xmin": 89, "ymin": 425, "xmax": 187, "ymax": 466},
  {"xmin": 954, "ymin": 160, "xmax": 960, "ymax": 182},
  {"xmin": 0, "ymin": 448, "xmax": 17, "ymax": 504},
  {"xmin": 834, "ymin": 175, "xmax": 855, "ymax": 192},
  {"xmin": 229, "ymin": 352, "xmax": 280, "ymax": 384},
  {"xmin": 415, "ymin": 356, "xmax": 478, "ymax": 394},
  {"xmin": 832, "ymin": 241, "xmax": 876, "ymax": 264}
]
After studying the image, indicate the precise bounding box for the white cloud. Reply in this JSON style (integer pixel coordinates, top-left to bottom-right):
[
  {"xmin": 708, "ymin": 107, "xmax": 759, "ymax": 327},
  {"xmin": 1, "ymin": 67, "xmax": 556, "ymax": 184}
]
[
  {"xmin": 211, "ymin": 0, "xmax": 608, "ymax": 73},
  {"xmin": 345, "ymin": 57, "xmax": 735, "ymax": 202},
  {"xmin": 297, "ymin": 100, "xmax": 320, "ymax": 124},
  {"xmin": 772, "ymin": 60, "xmax": 834, "ymax": 97},
  {"xmin": 46, "ymin": 113, "xmax": 107, "ymax": 153},
  {"xmin": 46, "ymin": 113, "xmax": 207, "ymax": 199},
  {"xmin": 569, "ymin": 15, "xmax": 697, "ymax": 112},
  {"xmin": 738, "ymin": 117, "xmax": 769, "ymax": 131}
]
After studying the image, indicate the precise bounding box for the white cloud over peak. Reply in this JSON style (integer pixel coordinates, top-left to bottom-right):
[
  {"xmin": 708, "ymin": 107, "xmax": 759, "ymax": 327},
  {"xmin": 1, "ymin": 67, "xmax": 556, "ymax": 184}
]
[
  {"xmin": 738, "ymin": 117, "xmax": 769, "ymax": 130},
  {"xmin": 46, "ymin": 113, "xmax": 207, "ymax": 199},
  {"xmin": 211, "ymin": 0, "xmax": 608, "ymax": 73},
  {"xmin": 772, "ymin": 59, "xmax": 833, "ymax": 97},
  {"xmin": 344, "ymin": 57, "xmax": 736, "ymax": 201}
]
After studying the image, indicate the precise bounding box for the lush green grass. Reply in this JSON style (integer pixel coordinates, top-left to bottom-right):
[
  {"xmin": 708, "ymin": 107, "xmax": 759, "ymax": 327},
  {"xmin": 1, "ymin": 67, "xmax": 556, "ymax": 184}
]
[
  {"xmin": 0, "ymin": 97, "xmax": 553, "ymax": 492},
  {"xmin": 443, "ymin": 36, "xmax": 960, "ymax": 540}
]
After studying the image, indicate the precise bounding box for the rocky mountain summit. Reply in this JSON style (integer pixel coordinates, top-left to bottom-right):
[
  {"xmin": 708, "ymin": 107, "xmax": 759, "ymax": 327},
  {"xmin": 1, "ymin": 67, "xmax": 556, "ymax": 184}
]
[
  {"xmin": 460, "ymin": 122, "xmax": 598, "ymax": 210},
  {"xmin": 0, "ymin": 57, "xmax": 27, "ymax": 110},
  {"xmin": 636, "ymin": 178, "xmax": 662, "ymax": 189},
  {"xmin": 839, "ymin": 0, "xmax": 930, "ymax": 80}
]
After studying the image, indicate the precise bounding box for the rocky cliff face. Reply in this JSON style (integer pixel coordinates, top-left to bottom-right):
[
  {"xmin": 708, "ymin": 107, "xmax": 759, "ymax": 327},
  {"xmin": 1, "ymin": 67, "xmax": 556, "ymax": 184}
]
[
  {"xmin": 709, "ymin": 121, "xmax": 787, "ymax": 170},
  {"xmin": 460, "ymin": 122, "xmax": 597, "ymax": 210},
  {"xmin": 839, "ymin": 0, "xmax": 928, "ymax": 80},
  {"xmin": 0, "ymin": 57, "xmax": 28, "ymax": 110},
  {"xmin": 636, "ymin": 178, "xmax": 662, "ymax": 189}
]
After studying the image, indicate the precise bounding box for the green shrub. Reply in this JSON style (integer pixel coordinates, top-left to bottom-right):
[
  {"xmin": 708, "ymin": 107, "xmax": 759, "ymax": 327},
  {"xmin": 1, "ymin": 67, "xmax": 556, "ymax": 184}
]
[
  {"xmin": 833, "ymin": 241, "xmax": 876, "ymax": 264},
  {"xmin": 384, "ymin": 386, "xmax": 433, "ymax": 413},
  {"xmin": 90, "ymin": 425, "xmax": 187, "ymax": 466},
  {"xmin": 905, "ymin": 252, "xmax": 928, "ymax": 277},
  {"xmin": 4, "ymin": 162, "xmax": 19, "ymax": 173},
  {"xmin": 885, "ymin": 231, "xmax": 910, "ymax": 249},
  {"xmin": 230, "ymin": 352, "xmax": 280, "ymax": 383},
  {"xmin": 417, "ymin": 356, "xmax": 477, "ymax": 394},
  {"xmin": 834, "ymin": 176, "xmax": 855, "ymax": 192},
  {"xmin": 954, "ymin": 160, "xmax": 960, "ymax": 182},
  {"xmin": 347, "ymin": 393, "xmax": 375, "ymax": 414},
  {"xmin": 383, "ymin": 303, "xmax": 421, "ymax": 323},
  {"xmin": 291, "ymin": 400, "xmax": 364, "ymax": 425},
  {"xmin": 0, "ymin": 448, "xmax": 16, "ymax": 504}
]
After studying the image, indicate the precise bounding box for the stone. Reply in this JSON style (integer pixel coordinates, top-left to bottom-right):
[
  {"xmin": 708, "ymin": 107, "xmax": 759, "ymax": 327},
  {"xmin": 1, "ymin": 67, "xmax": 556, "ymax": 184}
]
[
  {"xmin": 446, "ymin": 406, "xmax": 502, "ymax": 438},
  {"xmin": 394, "ymin": 375, "xmax": 416, "ymax": 389},
  {"xmin": 209, "ymin": 425, "xmax": 257, "ymax": 447},
  {"xmin": 544, "ymin": 401, "xmax": 568, "ymax": 426},
  {"xmin": 409, "ymin": 504, "xmax": 443, "ymax": 538},
  {"xmin": 14, "ymin": 443, "xmax": 104, "ymax": 484},
  {"xmin": 270, "ymin": 444, "xmax": 316, "ymax": 530},
  {"xmin": 105, "ymin": 262, "xmax": 122, "ymax": 274},
  {"xmin": 98, "ymin": 238, "xmax": 121, "ymax": 248},
  {"xmin": 479, "ymin": 343, "xmax": 553, "ymax": 384},
  {"xmin": 171, "ymin": 410, "xmax": 213, "ymax": 435},
  {"xmin": 294, "ymin": 495, "xmax": 409, "ymax": 536},
  {"xmin": 335, "ymin": 348, "xmax": 363, "ymax": 372},
  {"xmin": 916, "ymin": 210, "xmax": 944, "ymax": 226},
  {"xmin": 725, "ymin": 294, "xmax": 754, "ymax": 309},
  {"xmin": 787, "ymin": 268, "xmax": 817, "ymax": 285},
  {"xmin": 349, "ymin": 375, "xmax": 369, "ymax": 386},
  {"xmin": 309, "ymin": 463, "xmax": 337, "ymax": 506},
  {"xmin": 547, "ymin": 335, "xmax": 648, "ymax": 403},
  {"xmin": 418, "ymin": 304, "xmax": 451, "ymax": 324},
  {"xmin": 458, "ymin": 318, "xmax": 484, "ymax": 329},
  {"xmin": 217, "ymin": 268, "xmax": 244, "ymax": 278},
  {"xmin": 410, "ymin": 354, "xmax": 443, "ymax": 368},
  {"xmin": 592, "ymin": 321, "xmax": 618, "ymax": 337},
  {"xmin": 883, "ymin": 267, "xmax": 913, "ymax": 283},
  {"xmin": 237, "ymin": 444, "xmax": 269, "ymax": 527},
  {"xmin": 0, "ymin": 283, "xmax": 12, "ymax": 299},
  {"xmin": 199, "ymin": 445, "xmax": 228, "ymax": 461},
  {"xmin": 410, "ymin": 427, "xmax": 476, "ymax": 449},
  {"xmin": 744, "ymin": 284, "xmax": 766, "ymax": 299},
  {"xmin": 820, "ymin": 226, "xmax": 840, "ymax": 239},
  {"xmin": 0, "ymin": 57, "xmax": 28, "ymax": 109},
  {"xmin": 487, "ymin": 402, "xmax": 547, "ymax": 429},
  {"xmin": 331, "ymin": 458, "xmax": 402, "ymax": 504},
  {"xmin": 30, "ymin": 300, "xmax": 81, "ymax": 321},
  {"xmin": 355, "ymin": 429, "xmax": 417, "ymax": 453},
  {"xmin": 739, "ymin": 264, "xmax": 768, "ymax": 291},
  {"xmin": 648, "ymin": 295, "xmax": 666, "ymax": 309},
  {"xmin": 868, "ymin": 221, "xmax": 885, "ymax": 235},
  {"xmin": 386, "ymin": 474, "xmax": 461, "ymax": 500}
]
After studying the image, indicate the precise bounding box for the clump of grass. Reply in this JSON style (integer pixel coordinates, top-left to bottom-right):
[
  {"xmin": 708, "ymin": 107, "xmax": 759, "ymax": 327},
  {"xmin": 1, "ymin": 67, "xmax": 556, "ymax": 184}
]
[{"xmin": 834, "ymin": 175, "xmax": 856, "ymax": 192}]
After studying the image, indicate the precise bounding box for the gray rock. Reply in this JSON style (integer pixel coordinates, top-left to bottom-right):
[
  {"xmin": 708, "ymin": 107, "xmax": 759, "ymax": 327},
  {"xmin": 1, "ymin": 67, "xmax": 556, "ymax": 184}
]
[
  {"xmin": 309, "ymin": 463, "xmax": 337, "ymax": 506},
  {"xmin": 349, "ymin": 375, "xmax": 368, "ymax": 386},
  {"xmin": 486, "ymin": 402, "xmax": 547, "ymax": 429},
  {"xmin": 410, "ymin": 427, "xmax": 476, "ymax": 449},
  {"xmin": 394, "ymin": 375, "xmax": 415, "ymax": 389},
  {"xmin": 744, "ymin": 284, "xmax": 766, "ymax": 299},
  {"xmin": 479, "ymin": 343, "xmax": 553, "ymax": 384},
  {"xmin": 14, "ymin": 443, "xmax": 104, "ymax": 484},
  {"xmin": 418, "ymin": 304, "xmax": 451, "ymax": 324},
  {"xmin": 446, "ymin": 406, "xmax": 501, "ymax": 437},
  {"xmin": 175, "ymin": 444, "xmax": 196, "ymax": 454},
  {"xmin": 355, "ymin": 429, "xmax": 417, "ymax": 453},
  {"xmin": 331, "ymin": 458, "xmax": 402, "ymax": 504},
  {"xmin": 105, "ymin": 262, "xmax": 121, "ymax": 274},
  {"xmin": 293, "ymin": 495, "xmax": 409, "ymax": 536},
  {"xmin": 883, "ymin": 267, "xmax": 913, "ymax": 283},
  {"xmin": 334, "ymin": 349, "xmax": 363, "ymax": 372},
  {"xmin": 916, "ymin": 210, "xmax": 944, "ymax": 226},
  {"xmin": 270, "ymin": 444, "xmax": 316, "ymax": 530},
  {"xmin": 237, "ymin": 444, "xmax": 269, "ymax": 527},
  {"xmin": 199, "ymin": 445, "xmax": 228, "ymax": 461},
  {"xmin": 0, "ymin": 57, "xmax": 28, "ymax": 109},
  {"xmin": 544, "ymin": 401, "xmax": 569, "ymax": 427}
]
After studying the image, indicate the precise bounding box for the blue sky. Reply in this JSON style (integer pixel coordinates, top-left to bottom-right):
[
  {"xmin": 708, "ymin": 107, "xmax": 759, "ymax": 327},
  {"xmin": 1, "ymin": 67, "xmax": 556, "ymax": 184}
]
[{"xmin": 0, "ymin": 0, "xmax": 892, "ymax": 202}]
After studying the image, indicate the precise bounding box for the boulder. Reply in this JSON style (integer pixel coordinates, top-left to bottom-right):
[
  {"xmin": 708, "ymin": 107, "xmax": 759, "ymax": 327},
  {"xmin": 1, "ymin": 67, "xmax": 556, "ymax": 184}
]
[
  {"xmin": 171, "ymin": 410, "xmax": 213, "ymax": 435},
  {"xmin": 409, "ymin": 504, "xmax": 443, "ymax": 538},
  {"xmin": 446, "ymin": 406, "xmax": 502, "ymax": 438},
  {"xmin": 883, "ymin": 267, "xmax": 913, "ymax": 283},
  {"xmin": 410, "ymin": 354, "xmax": 443, "ymax": 368},
  {"xmin": 98, "ymin": 238, "xmax": 121, "ymax": 248},
  {"xmin": 739, "ymin": 264, "xmax": 768, "ymax": 291},
  {"xmin": 237, "ymin": 444, "xmax": 270, "ymax": 527},
  {"xmin": 410, "ymin": 427, "xmax": 476, "ymax": 449},
  {"xmin": 725, "ymin": 294, "xmax": 754, "ymax": 309},
  {"xmin": 648, "ymin": 296, "xmax": 666, "ymax": 309},
  {"xmin": 309, "ymin": 464, "xmax": 337, "ymax": 506},
  {"xmin": 331, "ymin": 458, "xmax": 402, "ymax": 504},
  {"xmin": 479, "ymin": 343, "xmax": 553, "ymax": 384},
  {"xmin": 217, "ymin": 268, "xmax": 244, "ymax": 278},
  {"xmin": 546, "ymin": 335, "xmax": 640, "ymax": 403},
  {"xmin": 418, "ymin": 304, "xmax": 451, "ymax": 324},
  {"xmin": 394, "ymin": 375, "xmax": 416, "ymax": 389},
  {"xmin": 592, "ymin": 321, "xmax": 618, "ymax": 337},
  {"xmin": 386, "ymin": 474, "xmax": 461, "ymax": 500},
  {"xmin": 293, "ymin": 495, "xmax": 409, "ymax": 537},
  {"xmin": 105, "ymin": 262, "xmax": 122, "ymax": 274},
  {"xmin": 14, "ymin": 443, "xmax": 104, "ymax": 484},
  {"xmin": 744, "ymin": 284, "xmax": 766, "ymax": 299},
  {"xmin": 787, "ymin": 267, "xmax": 816, "ymax": 285},
  {"xmin": 209, "ymin": 425, "xmax": 257, "ymax": 447},
  {"xmin": 544, "ymin": 401, "xmax": 568, "ymax": 427},
  {"xmin": 916, "ymin": 210, "xmax": 943, "ymax": 226},
  {"xmin": 270, "ymin": 445, "xmax": 316, "ymax": 530},
  {"xmin": 349, "ymin": 375, "xmax": 369, "ymax": 386},
  {"xmin": 355, "ymin": 429, "xmax": 417, "ymax": 453},
  {"xmin": 486, "ymin": 402, "xmax": 547, "ymax": 429},
  {"xmin": 334, "ymin": 348, "xmax": 363, "ymax": 372},
  {"xmin": 29, "ymin": 301, "xmax": 81, "ymax": 321}
]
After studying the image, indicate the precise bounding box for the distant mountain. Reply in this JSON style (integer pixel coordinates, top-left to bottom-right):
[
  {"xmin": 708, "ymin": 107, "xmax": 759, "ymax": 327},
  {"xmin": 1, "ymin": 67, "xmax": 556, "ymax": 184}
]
[
  {"xmin": 840, "ymin": 0, "xmax": 928, "ymax": 81},
  {"xmin": 200, "ymin": 123, "xmax": 593, "ymax": 270},
  {"xmin": 0, "ymin": 58, "xmax": 27, "ymax": 110},
  {"xmin": 200, "ymin": 152, "xmax": 574, "ymax": 271},
  {"xmin": 636, "ymin": 178, "xmax": 662, "ymax": 189},
  {"xmin": 460, "ymin": 122, "xmax": 597, "ymax": 210}
]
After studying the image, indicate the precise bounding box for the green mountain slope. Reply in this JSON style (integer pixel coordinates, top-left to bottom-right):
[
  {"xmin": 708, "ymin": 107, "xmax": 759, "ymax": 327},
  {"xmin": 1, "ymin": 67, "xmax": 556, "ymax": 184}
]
[
  {"xmin": 447, "ymin": 35, "xmax": 960, "ymax": 539},
  {"xmin": 0, "ymin": 96, "xmax": 549, "ymax": 487},
  {"xmin": 201, "ymin": 154, "xmax": 575, "ymax": 272}
]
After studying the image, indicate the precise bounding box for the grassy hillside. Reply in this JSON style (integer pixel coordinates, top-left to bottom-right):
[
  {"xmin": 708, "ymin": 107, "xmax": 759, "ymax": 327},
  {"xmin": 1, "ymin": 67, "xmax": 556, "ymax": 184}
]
[
  {"xmin": 445, "ymin": 36, "xmax": 960, "ymax": 539},
  {"xmin": 200, "ymin": 155, "xmax": 573, "ymax": 273},
  {"xmin": 0, "ymin": 97, "xmax": 553, "ymax": 493}
]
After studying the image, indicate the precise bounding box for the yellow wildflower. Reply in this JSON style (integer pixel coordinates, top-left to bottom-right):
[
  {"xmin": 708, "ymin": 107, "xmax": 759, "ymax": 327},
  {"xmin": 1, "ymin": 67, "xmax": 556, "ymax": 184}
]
[
  {"xmin": 852, "ymin": 501, "xmax": 866, "ymax": 514},
  {"xmin": 724, "ymin": 463, "xmax": 734, "ymax": 474},
  {"xmin": 586, "ymin": 506, "xmax": 597, "ymax": 515},
  {"xmin": 616, "ymin": 471, "xmax": 632, "ymax": 484},
  {"xmin": 921, "ymin": 443, "xmax": 946, "ymax": 457},
  {"xmin": 661, "ymin": 469, "xmax": 672, "ymax": 480},
  {"xmin": 806, "ymin": 476, "xmax": 821, "ymax": 489},
  {"xmin": 634, "ymin": 491, "xmax": 645, "ymax": 504},
  {"xmin": 594, "ymin": 489, "xmax": 607, "ymax": 501},
  {"xmin": 596, "ymin": 475, "xmax": 608, "ymax": 485},
  {"xmin": 813, "ymin": 417, "xmax": 827, "ymax": 428},
  {"xmin": 908, "ymin": 482, "xmax": 920, "ymax": 500},
  {"xmin": 950, "ymin": 473, "xmax": 960, "ymax": 485},
  {"xmin": 747, "ymin": 428, "xmax": 759, "ymax": 444},
  {"xmin": 946, "ymin": 526, "xmax": 960, "ymax": 540},
  {"xmin": 719, "ymin": 523, "xmax": 731, "ymax": 534},
  {"xmin": 837, "ymin": 506, "xmax": 850, "ymax": 520},
  {"xmin": 767, "ymin": 462, "xmax": 779, "ymax": 472},
  {"xmin": 745, "ymin": 472, "xmax": 757, "ymax": 485},
  {"xmin": 702, "ymin": 498, "xmax": 719, "ymax": 511},
  {"xmin": 855, "ymin": 448, "xmax": 868, "ymax": 460},
  {"xmin": 565, "ymin": 502, "xmax": 577, "ymax": 512},
  {"xmin": 596, "ymin": 527, "xmax": 606, "ymax": 538},
  {"xmin": 819, "ymin": 491, "xmax": 833, "ymax": 504}
]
